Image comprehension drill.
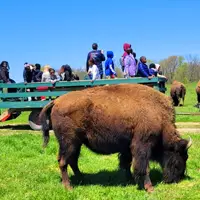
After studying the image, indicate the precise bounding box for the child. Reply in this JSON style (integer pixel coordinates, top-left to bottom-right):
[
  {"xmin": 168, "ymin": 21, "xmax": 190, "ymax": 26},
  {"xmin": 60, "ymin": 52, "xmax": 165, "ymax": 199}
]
[
  {"xmin": 105, "ymin": 51, "xmax": 117, "ymax": 79},
  {"xmin": 149, "ymin": 63, "xmax": 158, "ymax": 76},
  {"xmin": 41, "ymin": 65, "xmax": 51, "ymax": 82},
  {"xmin": 137, "ymin": 56, "xmax": 154, "ymax": 79},
  {"xmin": 49, "ymin": 68, "xmax": 60, "ymax": 85},
  {"xmin": 88, "ymin": 58, "xmax": 100, "ymax": 83}
]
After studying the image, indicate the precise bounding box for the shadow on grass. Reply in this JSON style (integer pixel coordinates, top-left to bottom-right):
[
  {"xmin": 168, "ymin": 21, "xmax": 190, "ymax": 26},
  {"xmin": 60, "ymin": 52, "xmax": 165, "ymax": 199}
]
[
  {"xmin": 0, "ymin": 124, "xmax": 32, "ymax": 130},
  {"xmin": 70, "ymin": 168, "xmax": 163, "ymax": 187}
]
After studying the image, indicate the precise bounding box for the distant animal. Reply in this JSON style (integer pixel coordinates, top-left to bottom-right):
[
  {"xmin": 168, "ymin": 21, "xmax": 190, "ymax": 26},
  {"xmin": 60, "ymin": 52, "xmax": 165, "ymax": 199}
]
[
  {"xmin": 40, "ymin": 84, "xmax": 192, "ymax": 193},
  {"xmin": 170, "ymin": 80, "xmax": 186, "ymax": 106},
  {"xmin": 195, "ymin": 81, "xmax": 200, "ymax": 108}
]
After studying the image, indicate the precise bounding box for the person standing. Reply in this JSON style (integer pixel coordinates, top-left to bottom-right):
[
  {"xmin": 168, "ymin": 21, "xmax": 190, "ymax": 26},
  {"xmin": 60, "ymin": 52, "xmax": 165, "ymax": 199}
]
[
  {"xmin": 105, "ymin": 51, "xmax": 117, "ymax": 79},
  {"xmin": 86, "ymin": 43, "xmax": 105, "ymax": 79},
  {"xmin": 124, "ymin": 48, "xmax": 137, "ymax": 78}
]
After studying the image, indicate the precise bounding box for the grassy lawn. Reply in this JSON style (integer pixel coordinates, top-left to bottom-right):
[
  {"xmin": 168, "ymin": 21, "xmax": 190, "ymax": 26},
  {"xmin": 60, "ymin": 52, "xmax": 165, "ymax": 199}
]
[
  {"xmin": 0, "ymin": 82, "xmax": 199, "ymax": 200},
  {"xmin": 0, "ymin": 130, "xmax": 199, "ymax": 200}
]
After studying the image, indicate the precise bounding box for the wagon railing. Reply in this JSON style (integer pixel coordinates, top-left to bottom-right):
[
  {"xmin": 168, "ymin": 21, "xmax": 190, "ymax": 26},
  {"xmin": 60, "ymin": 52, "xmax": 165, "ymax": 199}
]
[{"xmin": 0, "ymin": 77, "xmax": 167, "ymax": 130}]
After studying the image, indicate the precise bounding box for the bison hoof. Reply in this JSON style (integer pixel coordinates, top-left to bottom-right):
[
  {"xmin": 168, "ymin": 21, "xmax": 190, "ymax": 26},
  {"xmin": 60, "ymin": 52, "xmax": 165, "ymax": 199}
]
[
  {"xmin": 144, "ymin": 184, "xmax": 154, "ymax": 193},
  {"xmin": 63, "ymin": 182, "xmax": 73, "ymax": 190}
]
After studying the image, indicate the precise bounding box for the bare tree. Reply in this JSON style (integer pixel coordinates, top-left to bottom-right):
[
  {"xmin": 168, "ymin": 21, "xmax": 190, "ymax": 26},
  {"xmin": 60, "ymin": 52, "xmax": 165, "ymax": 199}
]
[
  {"xmin": 185, "ymin": 54, "xmax": 200, "ymax": 82},
  {"xmin": 159, "ymin": 56, "xmax": 183, "ymax": 83}
]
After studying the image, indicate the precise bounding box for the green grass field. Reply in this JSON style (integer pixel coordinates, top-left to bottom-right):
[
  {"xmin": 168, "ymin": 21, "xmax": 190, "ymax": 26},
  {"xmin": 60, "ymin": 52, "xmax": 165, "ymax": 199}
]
[{"xmin": 0, "ymin": 82, "xmax": 199, "ymax": 200}]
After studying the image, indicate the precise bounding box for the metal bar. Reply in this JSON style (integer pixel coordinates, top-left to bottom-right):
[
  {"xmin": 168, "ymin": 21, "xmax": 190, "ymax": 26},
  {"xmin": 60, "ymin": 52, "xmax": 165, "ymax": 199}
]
[
  {"xmin": 0, "ymin": 77, "xmax": 163, "ymax": 88},
  {"xmin": 0, "ymin": 91, "xmax": 68, "ymax": 98},
  {"xmin": 0, "ymin": 101, "xmax": 51, "ymax": 109}
]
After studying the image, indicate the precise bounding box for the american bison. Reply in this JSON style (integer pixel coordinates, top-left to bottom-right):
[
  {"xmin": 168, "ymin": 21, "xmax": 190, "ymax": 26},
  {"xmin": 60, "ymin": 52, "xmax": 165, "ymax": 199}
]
[
  {"xmin": 195, "ymin": 81, "xmax": 200, "ymax": 108},
  {"xmin": 170, "ymin": 80, "xmax": 186, "ymax": 106},
  {"xmin": 40, "ymin": 84, "xmax": 191, "ymax": 192}
]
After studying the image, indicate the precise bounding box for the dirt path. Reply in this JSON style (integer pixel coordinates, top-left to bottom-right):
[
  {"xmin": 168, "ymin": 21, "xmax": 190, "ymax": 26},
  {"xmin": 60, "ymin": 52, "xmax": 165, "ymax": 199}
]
[
  {"xmin": 0, "ymin": 122, "xmax": 200, "ymax": 135},
  {"xmin": 176, "ymin": 122, "xmax": 200, "ymax": 133}
]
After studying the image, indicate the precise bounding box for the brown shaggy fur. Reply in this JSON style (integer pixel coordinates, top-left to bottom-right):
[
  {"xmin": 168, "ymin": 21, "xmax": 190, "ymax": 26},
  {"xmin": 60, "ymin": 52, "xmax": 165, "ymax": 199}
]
[
  {"xmin": 170, "ymin": 80, "xmax": 186, "ymax": 106},
  {"xmin": 40, "ymin": 84, "xmax": 191, "ymax": 192}
]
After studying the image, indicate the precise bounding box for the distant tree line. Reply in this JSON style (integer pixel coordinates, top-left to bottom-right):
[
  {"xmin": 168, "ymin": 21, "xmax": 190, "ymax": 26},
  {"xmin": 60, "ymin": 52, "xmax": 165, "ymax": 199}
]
[
  {"xmin": 74, "ymin": 55, "xmax": 200, "ymax": 83},
  {"xmin": 159, "ymin": 55, "xmax": 200, "ymax": 83}
]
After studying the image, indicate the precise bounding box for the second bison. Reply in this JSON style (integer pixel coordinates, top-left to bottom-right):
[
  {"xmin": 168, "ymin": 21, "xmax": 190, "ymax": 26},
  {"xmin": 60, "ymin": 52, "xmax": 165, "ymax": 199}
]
[
  {"xmin": 40, "ymin": 84, "xmax": 191, "ymax": 192},
  {"xmin": 170, "ymin": 80, "xmax": 186, "ymax": 106}
]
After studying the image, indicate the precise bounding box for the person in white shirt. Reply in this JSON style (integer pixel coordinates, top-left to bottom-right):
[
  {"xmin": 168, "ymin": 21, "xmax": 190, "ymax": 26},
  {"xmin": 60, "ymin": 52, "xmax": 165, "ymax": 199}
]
[{"xmin": 87, "ymin": 58, "xmax": 100, "ymax": 83}]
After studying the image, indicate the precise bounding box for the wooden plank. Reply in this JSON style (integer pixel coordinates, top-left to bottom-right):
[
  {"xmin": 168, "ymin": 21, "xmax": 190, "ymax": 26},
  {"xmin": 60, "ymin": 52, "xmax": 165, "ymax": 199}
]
[{"xmin": 0, "ymin": 77, "xmax": 164, "ymax": 88}]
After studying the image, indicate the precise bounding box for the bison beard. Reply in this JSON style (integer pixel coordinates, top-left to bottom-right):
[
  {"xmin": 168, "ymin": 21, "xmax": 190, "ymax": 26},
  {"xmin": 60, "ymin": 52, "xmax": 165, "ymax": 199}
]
[{"xmin": 39, "ymin": 84, "xmax": 191, "ymax": 192}]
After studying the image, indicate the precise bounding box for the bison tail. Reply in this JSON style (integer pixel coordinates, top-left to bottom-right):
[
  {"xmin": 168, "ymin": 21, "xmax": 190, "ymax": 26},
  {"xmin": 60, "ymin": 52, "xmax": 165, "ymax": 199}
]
[{"xmin": 39, "ymin": 100, "xmax": 54, "ymax": 148}]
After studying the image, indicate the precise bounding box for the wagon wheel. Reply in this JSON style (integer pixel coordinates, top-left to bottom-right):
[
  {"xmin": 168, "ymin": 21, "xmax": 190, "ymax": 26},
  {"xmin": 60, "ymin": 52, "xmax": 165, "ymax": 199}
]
[{"xmin": 28, "ymin": 109, "xmax": 42, "ymax": 130}]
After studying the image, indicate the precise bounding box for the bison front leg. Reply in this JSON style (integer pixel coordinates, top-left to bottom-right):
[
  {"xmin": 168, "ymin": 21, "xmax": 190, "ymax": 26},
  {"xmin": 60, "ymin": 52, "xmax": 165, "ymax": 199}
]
[
  {"xmin": 144, "ymin": 165, "xmax": 154, "ymax": 192},
  {"xmin": 119, "ymin": 151, "xmax": 132, "ymax": 180},
  {"xmin": 131, "ymin": 140, "xmax": 154, "ymax": 193}
]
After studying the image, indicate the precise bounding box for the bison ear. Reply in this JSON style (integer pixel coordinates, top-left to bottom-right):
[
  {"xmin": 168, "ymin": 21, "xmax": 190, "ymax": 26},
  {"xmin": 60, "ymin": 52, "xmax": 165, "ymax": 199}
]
[{"xmin": 176, "ymin": 137, "xmax": 192, "ymax": 152}]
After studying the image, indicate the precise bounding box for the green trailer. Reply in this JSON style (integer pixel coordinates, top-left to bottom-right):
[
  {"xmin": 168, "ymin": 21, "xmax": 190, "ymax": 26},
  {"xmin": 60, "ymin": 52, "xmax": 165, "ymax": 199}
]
[{"xmin": 0, "ymin": 77, "xmax": 167, "ymax": 130}]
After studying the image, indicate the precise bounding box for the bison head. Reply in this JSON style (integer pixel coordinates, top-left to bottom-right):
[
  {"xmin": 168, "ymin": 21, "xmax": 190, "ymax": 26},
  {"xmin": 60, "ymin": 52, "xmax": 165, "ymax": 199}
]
[{"xmin": 162, "ymin": 137, "xmax": 192, "ymax": 183}]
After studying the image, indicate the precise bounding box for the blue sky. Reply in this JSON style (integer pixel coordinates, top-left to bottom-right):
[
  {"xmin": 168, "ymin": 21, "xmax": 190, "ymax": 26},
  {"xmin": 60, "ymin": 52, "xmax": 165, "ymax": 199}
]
[{"xmin": 0, "ymin": 0, "xmax": 199, "ymax": 82}]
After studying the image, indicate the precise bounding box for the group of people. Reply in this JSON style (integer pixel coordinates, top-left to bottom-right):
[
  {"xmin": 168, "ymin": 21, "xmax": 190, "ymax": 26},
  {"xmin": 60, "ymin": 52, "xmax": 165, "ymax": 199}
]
[
  {"xmin": 0, "ymin": 61, "xmax": 79, "ymax": 85},
  {"xmin": 86, "ymin": 43, "xmax": 166, "ymax": 82},
  {"xmin": 23, "ymin": 63, "xmax": 79, "ymax": 85},
  {"xmin": 0, "ymin": 42, "xmax": 166, "ymax": 86}
]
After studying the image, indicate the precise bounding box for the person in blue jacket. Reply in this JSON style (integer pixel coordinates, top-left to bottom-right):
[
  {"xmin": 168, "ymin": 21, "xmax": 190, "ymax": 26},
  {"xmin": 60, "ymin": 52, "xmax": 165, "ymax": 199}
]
[
  {"xmin": 86, "ymin": 43, "xmax": 105, "ymax": 79},
  {"xmin": 105, "ymin": 51, "xmax": 116, "ymax": 79},
  {"xmin": 137, "ymin": 56, "xmax": 154, "ymax": 79},
  {"xmin": 149, "ymin": 63, "xmax": 158, "ymax": 76}
]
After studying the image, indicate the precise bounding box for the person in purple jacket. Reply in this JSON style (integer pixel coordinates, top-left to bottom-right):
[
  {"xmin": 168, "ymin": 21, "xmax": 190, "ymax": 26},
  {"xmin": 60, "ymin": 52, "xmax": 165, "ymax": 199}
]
[
  {"xmin": 137, "ymin": 56, "xmax": 154, "ymax": 79},
  {"xmin": 124, "ymin": 48, "xmax": 137, "ymax": 78}
]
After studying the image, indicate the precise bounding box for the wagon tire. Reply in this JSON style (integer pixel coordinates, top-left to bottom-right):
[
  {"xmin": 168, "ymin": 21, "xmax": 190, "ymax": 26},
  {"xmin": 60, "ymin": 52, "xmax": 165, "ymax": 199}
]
[{"xmin": 29, "ymin": 109, "xmax": 42, "ymax": 130}]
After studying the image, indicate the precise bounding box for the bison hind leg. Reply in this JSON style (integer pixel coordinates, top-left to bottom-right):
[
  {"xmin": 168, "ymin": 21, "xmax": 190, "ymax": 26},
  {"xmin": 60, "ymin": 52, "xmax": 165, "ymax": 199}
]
[
  {"xmin": 118, "ymin": 151, "xmax": 132, "ymax": 180},
  {"xmin": 172, "ymin": 96, "xmax": 179, "ymax": 106},
  {"xmin": 57, "ymin": 131, "xmax": 83, "ymax": 189}
]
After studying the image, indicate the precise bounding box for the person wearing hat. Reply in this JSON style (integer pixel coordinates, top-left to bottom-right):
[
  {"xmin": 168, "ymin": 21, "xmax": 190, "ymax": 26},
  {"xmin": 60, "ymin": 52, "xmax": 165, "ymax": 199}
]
[
  {"xmin": 124, "ymin": 48, "xmax": 137, "ymax": 78},
  {"xmin": 119, "ymin": 43, "xmax": 131, "ymax": 73},
  {"xmin": 86, "ymin": 43, "xmax": 105, "ymax": 79},
  {"xmin": 105, "ymin": 51, "xmax": 117, "ymax": 79},
  {"xmin": 23, "ymin": 62, "xmax": 33, "ymax": 84}
]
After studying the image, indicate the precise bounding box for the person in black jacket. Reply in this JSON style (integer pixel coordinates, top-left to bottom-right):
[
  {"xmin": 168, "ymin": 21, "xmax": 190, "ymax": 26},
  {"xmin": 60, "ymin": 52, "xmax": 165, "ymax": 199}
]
[
  {"xmin": 0, "ymin": 61, "xmax": 11, "ymax": 83},
  {"xmin": 86, "ymin": 43, "xmax": 105, "ymax": 79},
  {"xmin": 32, "ymin": 63, "xmax": 43, "ymax": 82},
  {"xmin": 23, "ymin": 62, "xmax": 33, "ymax": 84},
  {"xmin": 59, "ymin": 65, "xmax": 79, "ymax": 81},
  {"xmin": 0, "ymin": 61, "xmax": 17, "ymax": 98}
]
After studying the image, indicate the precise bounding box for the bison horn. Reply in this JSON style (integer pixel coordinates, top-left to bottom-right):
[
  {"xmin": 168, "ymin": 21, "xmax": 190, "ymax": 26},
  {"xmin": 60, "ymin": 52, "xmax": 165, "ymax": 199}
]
[{"xmin": 186, "ymin": 136, "xmax": 192, "ymax": 149}]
